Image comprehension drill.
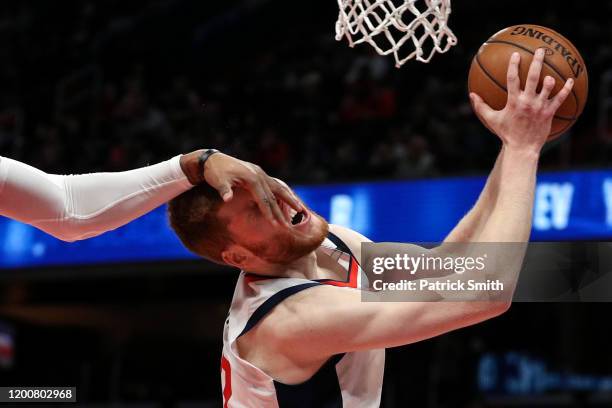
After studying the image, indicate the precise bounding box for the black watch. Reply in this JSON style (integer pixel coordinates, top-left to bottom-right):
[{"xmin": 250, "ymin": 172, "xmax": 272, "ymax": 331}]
[{"xmin": 198, "ymin": 149, "xmax": 220, "ymax": 183}]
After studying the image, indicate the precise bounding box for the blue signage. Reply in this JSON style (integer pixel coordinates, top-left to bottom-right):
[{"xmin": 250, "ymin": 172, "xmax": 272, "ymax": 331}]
[
  {"xmin": 2, "ymin": 169, "xmax": 612, "ymax": 268},
  {"xmin": 478, "ymin": 352, "xmax": 612, "ymax": 394}
]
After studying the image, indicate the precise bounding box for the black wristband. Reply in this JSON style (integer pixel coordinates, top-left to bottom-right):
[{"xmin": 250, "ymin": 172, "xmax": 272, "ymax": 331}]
[{"xmin": 198, "ymin": 149, "xmax": 220, "ymax": 184}]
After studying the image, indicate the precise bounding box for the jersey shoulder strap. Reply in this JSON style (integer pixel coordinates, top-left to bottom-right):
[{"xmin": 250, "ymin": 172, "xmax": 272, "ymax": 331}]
[{"xmin": 238, "ymin": 281, "xmax": 321, "ymax": 338}]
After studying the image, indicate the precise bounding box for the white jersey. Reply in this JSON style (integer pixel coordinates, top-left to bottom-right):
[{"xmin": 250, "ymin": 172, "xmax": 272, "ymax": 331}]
[{"xmin": 221, "ymin": 232, "xmax": 385, "ymax": 407}]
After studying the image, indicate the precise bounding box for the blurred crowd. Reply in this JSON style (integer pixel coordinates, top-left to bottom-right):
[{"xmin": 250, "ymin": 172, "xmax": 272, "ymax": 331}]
[{"xmin": 2, "ymin": 0, "xmax": 612, "ymax": 183}]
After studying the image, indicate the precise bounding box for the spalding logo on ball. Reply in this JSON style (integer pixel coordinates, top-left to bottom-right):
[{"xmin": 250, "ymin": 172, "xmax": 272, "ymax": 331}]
[
  {"xmin": 510, "ymin": 26, "xmax": 584, "ymax": 78},
  {"xmin": 468, "ymin": 24, "xmax": 588, "ymax": 140}
]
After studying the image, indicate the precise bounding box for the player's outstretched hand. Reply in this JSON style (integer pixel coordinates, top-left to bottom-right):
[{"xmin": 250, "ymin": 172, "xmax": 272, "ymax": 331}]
[
  {"xmin": 181, "ymin": 150, "xmax": 303, "ymax": 227},
  {"xmin": 470, "ymin": 48, "xmax": 574, "ymax": 153}
]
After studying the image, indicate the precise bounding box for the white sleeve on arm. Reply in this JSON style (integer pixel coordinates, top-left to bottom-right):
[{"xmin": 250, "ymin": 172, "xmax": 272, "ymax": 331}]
[{"xmin": 0, "ymin": 156, "xmax": 193, "ymax": 242}]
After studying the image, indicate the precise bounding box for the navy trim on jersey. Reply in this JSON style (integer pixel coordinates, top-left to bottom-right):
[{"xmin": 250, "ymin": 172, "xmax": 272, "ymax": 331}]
[
  {"xmin": 273, "ymin": 353, "xmax": 346, "ymax": 408},
  {"xmin": 326, "ymin": 231, "xmax": 358, "ymax": 263},
  {"xmin": 237, "ymin": 282, "xmax": 322, "ymax": 338}
]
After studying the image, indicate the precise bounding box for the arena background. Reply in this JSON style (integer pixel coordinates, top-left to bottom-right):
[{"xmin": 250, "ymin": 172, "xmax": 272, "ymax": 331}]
[{"xmin": 2, "ymin": 0, "xmax": 612, "ymax": 406}]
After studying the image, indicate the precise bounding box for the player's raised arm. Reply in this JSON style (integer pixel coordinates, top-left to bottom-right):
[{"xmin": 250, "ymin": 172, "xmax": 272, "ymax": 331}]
[
  {"xmin": 246, "ymin": 280, "xmax": 509, "ymax": 385},
  {"xmin": 470, "ymin": 49, "xmax": 573, "ymax": 243},
  {"xmin": 254, "ymin": 49, "xmax": 574, "ymax": 375},
  {"xmin": 443, "ymin": 147, "xmax": 504, "ymax": 243},
  {"xmin": 0, "ymin": 150, "xmax": 301, "ymax": 242}
]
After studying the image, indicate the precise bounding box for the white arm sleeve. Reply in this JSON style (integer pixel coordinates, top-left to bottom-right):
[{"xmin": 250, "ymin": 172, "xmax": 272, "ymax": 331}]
[{"xmin": 0, "ymin": 155, "xmax": 193, "ymax": 242}]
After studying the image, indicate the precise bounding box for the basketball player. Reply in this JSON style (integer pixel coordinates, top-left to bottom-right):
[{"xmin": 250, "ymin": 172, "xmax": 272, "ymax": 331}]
[
  {"xmin": 167, "ymin": 49, "xmax": 574, "ymax": 407},
  {"xmin": 0, "ymin": 150, "xmax": 301, "ymax": 241}
]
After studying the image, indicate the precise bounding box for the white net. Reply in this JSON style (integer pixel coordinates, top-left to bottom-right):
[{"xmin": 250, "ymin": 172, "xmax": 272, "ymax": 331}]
[{"xmin": 335, "ymin": 0, "xmax": 457, "ymax": 67}]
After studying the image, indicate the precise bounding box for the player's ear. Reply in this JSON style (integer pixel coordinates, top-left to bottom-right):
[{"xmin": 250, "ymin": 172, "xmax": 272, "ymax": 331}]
[{"xmin": 221, "ymin": 245, "xmax": 254, "ymax": 269}]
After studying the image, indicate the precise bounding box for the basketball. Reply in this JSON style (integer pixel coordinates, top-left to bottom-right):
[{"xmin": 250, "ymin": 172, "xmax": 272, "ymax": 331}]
[{"xmin": 468, "ymin": 24, "xmax": 588, "ymax": 140}]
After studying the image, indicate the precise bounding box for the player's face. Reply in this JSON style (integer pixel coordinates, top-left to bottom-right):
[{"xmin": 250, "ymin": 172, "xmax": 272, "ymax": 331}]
[{"xmin": 218, "ymin": 187, "xmax": 328, "ymax": 265}]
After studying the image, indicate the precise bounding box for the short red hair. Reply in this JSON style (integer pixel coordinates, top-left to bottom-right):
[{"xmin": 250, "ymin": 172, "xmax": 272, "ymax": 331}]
[{"xmin": 167, "ymin": 184, "xmax": 233, "ymax": 265}]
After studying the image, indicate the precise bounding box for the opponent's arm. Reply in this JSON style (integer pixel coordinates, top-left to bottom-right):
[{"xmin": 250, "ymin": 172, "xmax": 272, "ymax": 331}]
[{"xmin": 0, "ymin": 150, "xmax": 301, "ymax": 241}]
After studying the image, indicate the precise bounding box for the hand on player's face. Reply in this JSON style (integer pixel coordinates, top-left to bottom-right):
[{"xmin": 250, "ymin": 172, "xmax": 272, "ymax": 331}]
[
  {"xmin": 218, "ymin": 187, "xmax": 328, "ymax": 266},
  {"xmin": 469, "ymin": 49, "xmax": 574, "ymax": 153},
  {"xmin": 203, "ymin": 153, "xmax": 304, "ymax": 227}
]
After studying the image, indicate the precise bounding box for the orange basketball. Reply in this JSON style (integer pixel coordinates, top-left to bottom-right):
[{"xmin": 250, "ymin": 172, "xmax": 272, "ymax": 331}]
[{"xmin": 468, "ymin": 24, "xmax": 588, "ymax": 140}]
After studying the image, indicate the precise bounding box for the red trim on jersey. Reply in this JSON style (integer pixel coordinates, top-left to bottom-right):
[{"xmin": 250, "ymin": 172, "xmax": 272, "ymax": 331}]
[
  {"xmin": 221, "ymin": 355, "xmax": 232, "ymax": 408},
  {"xmin": 319, "ymin": 256, "xmax": 359, "ymax": 288}
]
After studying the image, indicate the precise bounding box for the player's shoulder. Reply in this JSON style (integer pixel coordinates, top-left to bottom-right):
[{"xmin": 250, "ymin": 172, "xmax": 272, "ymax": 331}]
[{"xmin": 328, "ymin": 224, "xmax": 372, "ymax": 264}]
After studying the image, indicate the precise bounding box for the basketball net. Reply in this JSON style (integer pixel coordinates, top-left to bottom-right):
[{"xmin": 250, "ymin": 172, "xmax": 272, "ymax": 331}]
[{"xmin": 335, "ymin": 0, "xmax": 457, "ymax": 67}]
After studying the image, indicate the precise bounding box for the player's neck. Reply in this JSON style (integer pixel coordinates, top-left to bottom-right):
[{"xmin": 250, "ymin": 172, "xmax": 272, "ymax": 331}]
[
  {"xmin": 281, "ymin": 251, "xmax": 320, "ymax": 279},
  {"xmin": 248, "ymin": 251, "xmax": 319, "ymax": 280}
]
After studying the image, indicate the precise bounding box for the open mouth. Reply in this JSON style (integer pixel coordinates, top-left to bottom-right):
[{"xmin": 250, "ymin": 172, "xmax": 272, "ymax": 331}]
[
  {"xmin": 280, "ymin": 200, "xmax": 308, "ymax": 227},
  {"xmin": 291, "ymin": 211, "xmax": 304, "ymax": 225}
]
